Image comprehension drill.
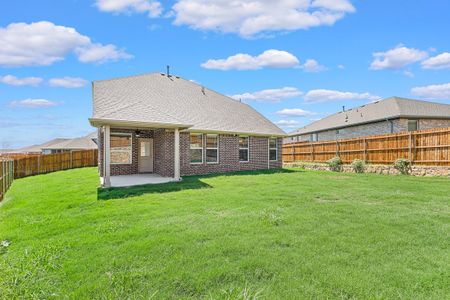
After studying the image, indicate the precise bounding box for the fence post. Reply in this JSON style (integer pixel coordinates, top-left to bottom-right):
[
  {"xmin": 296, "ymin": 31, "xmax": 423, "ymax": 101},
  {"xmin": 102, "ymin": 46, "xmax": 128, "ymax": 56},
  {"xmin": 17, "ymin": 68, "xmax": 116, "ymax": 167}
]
[
  {"xmin": 70, "ymin": 151, "xmax": 73, "ymax": 169},
  {"xmin": 0, "ymin": 161, "xmax": 3, "ymax": 201},
  {"xmin": 291, "ymin": 144, "xmax": 294, "ymax": 162},
  {"xmin": 336, "ymin": 140, "xmax": 340, "ymax": 157},
  {"xmin": 2, "ymin": 161, "xmax": 5, "ymax": 198},
  {"xmin": 37, "ymin": 155, "xmax": 40, "ymax": 175},
  {"xmin": 408, "ymin": 132, "xmax": 412, "ymax": 162},
  {"xmin": 363, "ymin": 138, "xmax": 367, "ymax": 162}
]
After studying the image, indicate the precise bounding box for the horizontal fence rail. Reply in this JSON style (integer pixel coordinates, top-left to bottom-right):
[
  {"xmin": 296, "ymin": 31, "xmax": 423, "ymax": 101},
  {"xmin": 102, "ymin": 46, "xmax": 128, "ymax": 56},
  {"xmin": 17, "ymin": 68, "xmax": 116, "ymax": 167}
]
[
  {"xmin": 0, "ymin": 160, "xmax": 14, "ymax": 201},
  {"xmin": 0, "ymin": 149, "xmax": 98, "ymax": 202},
  {"xmin": 283, "ymin": 127, "xmax": 450, "ymax": 166}
]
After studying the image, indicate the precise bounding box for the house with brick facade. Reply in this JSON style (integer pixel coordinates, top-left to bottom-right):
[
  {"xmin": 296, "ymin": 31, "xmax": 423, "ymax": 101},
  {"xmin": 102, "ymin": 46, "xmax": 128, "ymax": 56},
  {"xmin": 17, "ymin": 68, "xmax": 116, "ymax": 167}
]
[
  {"xmin": 89, "ymin": 72, "xmax": 285, "ymax": 187},
  {"xmin": 285, "ymin": 97, "xmax": 450, "ymax": 143}
]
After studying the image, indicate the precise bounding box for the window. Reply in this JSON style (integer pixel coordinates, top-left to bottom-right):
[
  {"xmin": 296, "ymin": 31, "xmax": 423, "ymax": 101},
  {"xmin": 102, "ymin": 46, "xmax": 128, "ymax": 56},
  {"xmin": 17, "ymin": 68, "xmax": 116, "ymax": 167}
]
[
  {"xmin": 269, "ymin": 138, "xmax": 278, "ymax": 161},
  {"xmin": 408, "ymin": 120, "xmax": 418, "ymax": 132},
  {"xmin": 110, "ymin": 133, "xmax": 132, "ymax": 164},
  {"xmin": 310, "ymin": 133, "xmax": 318, "ymax": 142},
  {"xmin": 206, "ymin": 134, "xmax": 219, "ymax": 163},
  {"xmin": 190, "ymin": 133, "xmax": 203, "ymax": 164},
  {"xmin": 140, "ymin": 141, "xmax": 151, "ymax": 157},
  {"xmin": 239, "ymin": 136, "xmax": 249, "ymax": 162}
]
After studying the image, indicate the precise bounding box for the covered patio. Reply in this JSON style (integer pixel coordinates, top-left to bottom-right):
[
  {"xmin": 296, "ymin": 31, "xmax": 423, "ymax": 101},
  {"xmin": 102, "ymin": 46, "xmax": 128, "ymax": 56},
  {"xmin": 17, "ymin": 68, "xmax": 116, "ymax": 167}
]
[
  {"xmin": 100, "ymin": 173, "xmax": 177, "ymax": 188},
  {"xmin": 92, "ymin": 122, "xmax": 189, "ymax": 188}
]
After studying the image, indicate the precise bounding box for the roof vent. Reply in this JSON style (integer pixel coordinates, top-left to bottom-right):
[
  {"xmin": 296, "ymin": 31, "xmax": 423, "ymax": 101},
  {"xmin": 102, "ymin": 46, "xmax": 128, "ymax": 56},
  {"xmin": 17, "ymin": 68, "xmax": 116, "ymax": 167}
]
[
  {"xmin": 166, "ymin": 65, "xmax": 171, "ymax": 77},
  {"xmin": 201, "ymin": 86, "xmax": 206, "ymax": 95}
]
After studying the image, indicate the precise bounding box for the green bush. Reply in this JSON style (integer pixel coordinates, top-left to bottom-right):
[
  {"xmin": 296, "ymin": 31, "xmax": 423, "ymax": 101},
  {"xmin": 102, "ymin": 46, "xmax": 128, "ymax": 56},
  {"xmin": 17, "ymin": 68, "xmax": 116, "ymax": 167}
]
[
  {"xmin": 327, "ymin": 156, "xmax": 343, "ymax": 172},
  {"xmin": 351, "ymin": 159, "xmax": 366, "ymax": 173},
  {"xmin": 394, "ymin": 158, "xmax": 412, "ymax": 175}
]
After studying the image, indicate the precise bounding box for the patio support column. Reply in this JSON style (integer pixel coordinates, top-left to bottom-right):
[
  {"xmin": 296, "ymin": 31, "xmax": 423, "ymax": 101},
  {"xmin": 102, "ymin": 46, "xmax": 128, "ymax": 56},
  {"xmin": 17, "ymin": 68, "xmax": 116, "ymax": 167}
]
[
  {"xmin": 104, "ymin": 125, "xmax": 111, "ymax": 187},
  {"xmin": 174, "ymin": 128, "xmax": 181, "ymax": 181}
]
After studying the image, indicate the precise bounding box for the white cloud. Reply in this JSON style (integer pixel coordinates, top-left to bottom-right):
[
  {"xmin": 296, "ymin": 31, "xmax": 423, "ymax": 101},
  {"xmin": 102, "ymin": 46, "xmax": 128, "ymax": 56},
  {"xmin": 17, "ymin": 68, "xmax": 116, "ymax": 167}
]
[
  {"xmin": 231, "ymin": 87, "xmax": 302, "ymax": 102},
  {"xmin": 76, "ymin": 43, "xmax": 132, "ymax": 64},
  {"xmin": 275, "ymin": 119, "xmax": 301, "ymax": 128},
  {"xmin": 338, "ymin": 64, "xmax": 345, "ymax": 69},
  {"xmin": 276, "ymin": 108, "xmax": 316, "ymax": 117},
  {"xmin": 304, "ymin": 89, "xmax": 381, "ymax": 103},
  {"xmin": 201, "ymin": 49, "xmax": 299, "ymax": 70},
  {"xmin": 49, "ymin": 77, "xmax": 88, "ymax": 88},
  {"xmin": 0, "ymin": 21, "xmax": 132, "ymax": 67},
  {"xmin": 0, "ymin": 75, "xmax": 43, "ymax": 86},
  {"xmin": 95, "ymin": 0, "xmax": 162, "ymax": 17},
  {"xmin": 403, "ymin": 70, "xmax": 414, "ymax": 78},
  {"xmin": 370, "ymin": 45, "xmax": 428, "ymax": 70},
  {"xmin": 172, "ymin": 0, "xmax": 355, "ymax": 38},
  {"xmin": 9, "ymin": 99, "xmax": 61, "ymax": 108},
  {"xmin": 411, "ymin": 83, "xmax": 450, "ymax": 100},
  {"xmin": 421, "ymin": 52, "xmax": 450, "ymax": 70},
  {"xmin": 300, "ymin": 59, "xmax": 327, "ymax": 73}
]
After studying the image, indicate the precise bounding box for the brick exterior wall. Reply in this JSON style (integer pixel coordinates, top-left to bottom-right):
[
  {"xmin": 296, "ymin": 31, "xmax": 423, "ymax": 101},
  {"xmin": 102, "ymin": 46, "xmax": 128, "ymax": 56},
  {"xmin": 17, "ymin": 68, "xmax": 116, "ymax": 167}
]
[
  {"xmin": 98, "ymin": 128, "xmax": 282, "ymax": 178},
  {"xmin": 285, "ymin": 118, "xmax": 450, "ymax": 143}
]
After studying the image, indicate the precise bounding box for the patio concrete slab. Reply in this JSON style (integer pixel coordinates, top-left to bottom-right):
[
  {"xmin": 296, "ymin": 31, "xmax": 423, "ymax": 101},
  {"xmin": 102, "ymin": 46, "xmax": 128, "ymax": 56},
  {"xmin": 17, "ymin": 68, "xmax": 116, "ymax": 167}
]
[{"xmin": 101, "ymin": 174, "xmax": 177, "ymax": 187}]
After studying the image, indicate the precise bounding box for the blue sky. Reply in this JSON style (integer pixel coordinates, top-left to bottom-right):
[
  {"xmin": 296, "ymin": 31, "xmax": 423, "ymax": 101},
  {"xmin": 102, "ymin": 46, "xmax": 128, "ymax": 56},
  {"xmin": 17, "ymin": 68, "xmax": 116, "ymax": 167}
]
[{"xmin": 1, "ymin": 0, "xmax": 450, "ymax": 149}]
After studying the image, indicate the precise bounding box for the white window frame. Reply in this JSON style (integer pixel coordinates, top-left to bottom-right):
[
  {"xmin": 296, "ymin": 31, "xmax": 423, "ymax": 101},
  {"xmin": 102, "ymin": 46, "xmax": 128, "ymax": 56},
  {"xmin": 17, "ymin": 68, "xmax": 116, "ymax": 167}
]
[
  {"xmin": 269, "ymin": 137, "xmax": 278, "ymax": 162},
  {"xmin": 239, "ymin": 136, "xmax": 250, "ymax": 163},
  {"xmin": 311, "ymin": 133, "xmax": 318, "ymax": 142},
  {"xmin": 190, "ymin": 133, "xmax": 204, "ymax": 164},
  {"xmin": 110, "ymin": 132, "xmax": 133, "ymax": 165},
  {"xmin": 206, "ymin": 134, "xmax": 219, "ymax": 164}
]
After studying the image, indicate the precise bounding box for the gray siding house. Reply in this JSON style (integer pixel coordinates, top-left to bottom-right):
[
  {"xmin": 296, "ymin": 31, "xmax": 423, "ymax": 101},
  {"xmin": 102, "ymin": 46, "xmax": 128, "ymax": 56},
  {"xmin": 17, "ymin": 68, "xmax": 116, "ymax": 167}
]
[
  {"xmin": 286, "ymin": 97, "xmax": 450, "ymax": 143},
  {"xmin": 90, "ymin": 72, "xmax": 285, "ymax": 187}
]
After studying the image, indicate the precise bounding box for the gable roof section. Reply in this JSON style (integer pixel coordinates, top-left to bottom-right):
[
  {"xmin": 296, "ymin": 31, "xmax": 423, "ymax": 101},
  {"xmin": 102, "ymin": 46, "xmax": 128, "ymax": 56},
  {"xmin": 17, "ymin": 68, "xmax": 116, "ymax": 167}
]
[
  {"xmin": 90, "ymin": 73, "xmax": 285, "ymax": 136},
  {"xmin": 290, "ymin": 97, "xmax": 450, "ymax": 136}
]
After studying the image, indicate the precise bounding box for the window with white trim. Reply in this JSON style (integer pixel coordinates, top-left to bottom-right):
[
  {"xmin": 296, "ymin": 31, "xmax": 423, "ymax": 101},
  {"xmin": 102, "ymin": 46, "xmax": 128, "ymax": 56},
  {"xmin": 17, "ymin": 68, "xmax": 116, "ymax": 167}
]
[
  {"xmin": 110, "ymin": 133, "xmax": 132, "ymax": 164},
  {"xmin": 269, "ymin": 138, "xmax": 278, "ymax": 161},
  {"xmin": 206, "ymin": 134, "xmax": 219, "ymax": 163},
  {"xmin": 239, "ymin": 136, "xmax": 249, "ymax": 162},
  {"xmin": 190, "ymin": 133, "xmax": 203, "ymax": 164}
]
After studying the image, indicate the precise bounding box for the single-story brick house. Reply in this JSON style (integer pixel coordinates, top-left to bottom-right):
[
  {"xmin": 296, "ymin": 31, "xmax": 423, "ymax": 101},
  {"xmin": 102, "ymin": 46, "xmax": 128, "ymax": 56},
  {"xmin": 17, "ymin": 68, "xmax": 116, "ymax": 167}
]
[
  {"xmin": 89, "ymin": 72, "xmax": 285, "ymax": 187},
  {"xmin": 286, "ymin": 97, "xmax": 450, "ymax": 143}
]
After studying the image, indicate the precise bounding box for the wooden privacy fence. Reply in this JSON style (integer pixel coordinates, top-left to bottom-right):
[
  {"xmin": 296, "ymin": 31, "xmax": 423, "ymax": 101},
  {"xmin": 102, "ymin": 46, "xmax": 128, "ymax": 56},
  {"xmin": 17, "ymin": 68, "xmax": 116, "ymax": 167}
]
[
  {"xmin": 283, "ymin": 127, "xmax": 450, "ymax": 166},
  {"xmin": 0, "ymin": 149, "xmax": 98, "ymax": 201},
  {"xmin": 0, "ymin": 160, "xmax": 14, "ymax": 201},
  {"xmin": 14, "ymin": 149, "xmax": 98, "ymax": 179}
]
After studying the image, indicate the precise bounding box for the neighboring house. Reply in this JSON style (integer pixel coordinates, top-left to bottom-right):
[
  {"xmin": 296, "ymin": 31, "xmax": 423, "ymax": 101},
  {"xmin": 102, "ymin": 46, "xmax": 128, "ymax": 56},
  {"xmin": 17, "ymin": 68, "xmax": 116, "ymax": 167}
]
[
  {"xmin": 6, "ymin": 133, "xmax": 98, "ymax": 155},
  {"xmin": 286, "ymin": 97, "xmax": 450, "ymax": 143},
  {"xmin": 89, "ymin": 72, "xmax": 285, "ymax": 187},
  {"xmin": 41, "ymin": 133, "xmax": 98, "ymax": 154}
]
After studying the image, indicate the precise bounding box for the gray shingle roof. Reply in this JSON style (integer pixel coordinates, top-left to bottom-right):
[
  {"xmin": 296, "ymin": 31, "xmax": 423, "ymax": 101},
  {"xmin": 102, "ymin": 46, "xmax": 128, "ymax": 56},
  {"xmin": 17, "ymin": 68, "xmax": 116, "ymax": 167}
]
[
  {"xmin": 12, "ymin": 133, "xmax": 97, "ymax": 153},
  {"xmin": 41, "ymin": 135, "xmax": 98, "ymax": 150},
  {"xmin": 290, "ymin": 97, "xmax": 450, "ymax": 136},
  {"xmin": 14, "ymin": 138, "xmax": 69, "ymax": 153},
  {"xmin": 90, "ymin": 73, "xmax": 285, "ymax": 136}
]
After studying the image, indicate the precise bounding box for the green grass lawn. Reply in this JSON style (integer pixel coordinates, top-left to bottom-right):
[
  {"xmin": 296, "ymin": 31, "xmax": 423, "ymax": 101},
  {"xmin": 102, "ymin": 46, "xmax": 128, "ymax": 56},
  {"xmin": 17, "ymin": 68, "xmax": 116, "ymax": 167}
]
[{"xmin": 0, "ymin": 168, "xmax": 449, "ymax": 299}]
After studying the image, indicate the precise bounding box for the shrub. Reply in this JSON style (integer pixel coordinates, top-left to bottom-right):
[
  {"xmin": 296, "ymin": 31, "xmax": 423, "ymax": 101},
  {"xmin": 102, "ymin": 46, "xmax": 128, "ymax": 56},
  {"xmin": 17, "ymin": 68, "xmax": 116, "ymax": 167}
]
[
  {"xmin": 327, "ymin": 156, "xmax": 343, "ymax": 172},
  {"xmin": 394, "ymin": 158, "xmax": 412, "ymax": 175},
  {"xmin": 351, "ymin": 159, "xmax": 366, "ymax": 173}
]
